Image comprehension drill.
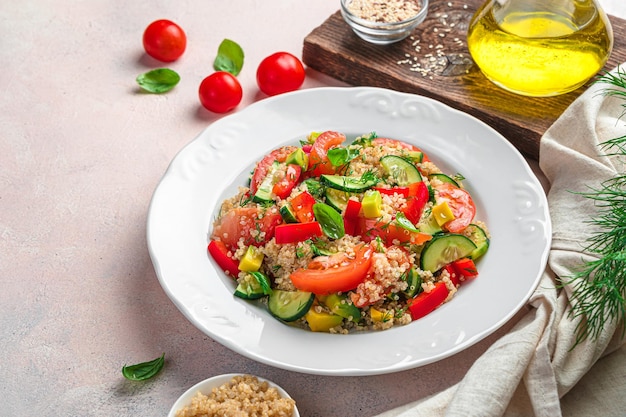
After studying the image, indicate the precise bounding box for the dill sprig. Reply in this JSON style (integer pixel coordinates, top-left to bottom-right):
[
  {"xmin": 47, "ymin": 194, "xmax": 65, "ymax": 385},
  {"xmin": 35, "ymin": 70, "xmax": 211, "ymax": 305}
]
[{"xmin": 563, "ymin": 67, "xmax": 626, "ymax": 346}]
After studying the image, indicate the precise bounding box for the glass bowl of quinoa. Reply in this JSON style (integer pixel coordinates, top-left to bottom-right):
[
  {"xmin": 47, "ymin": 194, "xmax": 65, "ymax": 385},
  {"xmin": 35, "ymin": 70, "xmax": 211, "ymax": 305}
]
[{"xmin": 340, "ymin": 0, "xmax": 428, "ymax": 45}]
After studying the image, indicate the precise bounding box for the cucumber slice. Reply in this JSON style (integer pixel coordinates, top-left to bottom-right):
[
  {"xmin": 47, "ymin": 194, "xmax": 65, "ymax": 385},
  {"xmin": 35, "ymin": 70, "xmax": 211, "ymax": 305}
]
[
  {"xmin": 253, "ymin": 161, "xmax": 280, "ymax": 203},
  {"xmin": 320, "ymin": 174, "xmax": 378, "ymax": 193},
  {"xmin": 325, "ymin": 188, "xmax": 353, "ymax": 213},
  {"xmin": 419, "ymin": 211, "xmax": 443, "ymax": 235},
  {"xmin": 402, "ymin": 267, "xmax": 422, "ymax": 298},
  {"xmin": 268, "ymin": 290, "xmax": 314, "ymax": 322},
  {"xmin": 234, "ymin": 272, "xmax": 272, "ymax": 300},
  {"xmin": 465, "ymin": 223, "xmax": 490, "ymax": 260},
  {"xmin": 420, "ymin": 234, "xmax": 477, "ymax": 272},
  {"xmin": 380, "ymin": 155, "xmax": 422, "ymax": 186},
  {"xmin": 319, "ymin": 293, "xmax": 361, "ymax": 323},
  {"xmin": 429, "ymin": 173, "xmax": 460, "ymax": 187},
  {"xmin": 279, "ymin": 204, "xmax": 298, "ymax": 223}
]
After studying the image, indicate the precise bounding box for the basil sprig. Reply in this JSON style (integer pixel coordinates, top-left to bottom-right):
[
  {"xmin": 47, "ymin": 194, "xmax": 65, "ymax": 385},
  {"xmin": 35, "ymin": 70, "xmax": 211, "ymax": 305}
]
[
  {"xmin": 214, "ymin": 39, "xmax": 244, "ymax": 76},
  {"xmin": 136, "ymin": 69, "xmax": 180, "ymax": 93},
  {"xmin": 327, "ymin": 147, "xmax": 360, "ymax": 167},
  {"xmin": 313, "ymin": 203, "xmax": 345, "ymax": 240},
  {"xmin": 122, "ymin": 353, "xmax": 165, "ymax": 381}
]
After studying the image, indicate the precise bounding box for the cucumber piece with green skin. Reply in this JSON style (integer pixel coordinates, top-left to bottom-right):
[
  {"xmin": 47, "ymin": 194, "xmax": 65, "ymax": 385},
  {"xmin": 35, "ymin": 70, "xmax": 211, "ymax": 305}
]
[
  {"xmin": 429, "ymin": 173, "xmax": 460, "ymax": 187},
  {"xmin": 324, "ymin": 188, "xmax": 353, "ymax": 213},
  {"xmin": 234, "ymin": 272, "xmax": 272, "ymax": 300},
  {"xmin": 268, "ymin": 290, "xmax": 315, "ymax": 322},
  {"xmin": 405, "ymin": 150, "xmax": 423, "ymax": 164},
  {"xmin": 402, "ymin": 267, "xmax": 422, "ymax": 298},
  {"xmin": 420, "ymin": 234, "xmax": 477, "ymax": 273},
  {"xmin": 319, "ymin": 293, "xmax": 361, "ymax": 323},
  {"xmin": 465, "ymin": 223, "xmax": 490, "ymax": 260},
  {"xmin": 380, "ymin": 155, "xmax": 422, "ymax": 186},
  {"xmin": 253, "ymin": 161, "xmax": 280, "ymax": 203},
  {"xmin": 419, "ymin": 211, "xmax": 443, "ymax": 235},
  {"xmin": 279, "ymin": 204, "xmax": 298, "ymax": 223},
  {"xmin": 320, "ymin": 174, "xmax": 378, "ymax": 193}
]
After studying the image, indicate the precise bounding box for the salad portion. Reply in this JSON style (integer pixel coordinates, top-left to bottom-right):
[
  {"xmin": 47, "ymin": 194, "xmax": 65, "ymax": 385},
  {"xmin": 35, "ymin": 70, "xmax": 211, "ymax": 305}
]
[{"xmin": 208, "ymin": 131, "xmax": 490, "ymax": 333}]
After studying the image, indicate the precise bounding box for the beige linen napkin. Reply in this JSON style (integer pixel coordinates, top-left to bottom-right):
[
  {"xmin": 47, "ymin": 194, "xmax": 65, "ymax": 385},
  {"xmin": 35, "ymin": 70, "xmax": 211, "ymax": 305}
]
[{"xmin": 376, "ymin": 65, "xmax": 626, "ymax": 417}]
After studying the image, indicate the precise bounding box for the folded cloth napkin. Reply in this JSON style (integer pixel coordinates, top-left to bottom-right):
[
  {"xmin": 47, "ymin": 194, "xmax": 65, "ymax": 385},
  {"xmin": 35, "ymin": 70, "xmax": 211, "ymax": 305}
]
[{"xmin": 375, "ymin": 65, "xmax": 626, "ymax": 417}]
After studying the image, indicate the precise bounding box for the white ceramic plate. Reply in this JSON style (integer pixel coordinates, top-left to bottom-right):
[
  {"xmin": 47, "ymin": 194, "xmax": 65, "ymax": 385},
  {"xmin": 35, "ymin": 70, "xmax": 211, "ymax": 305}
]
[
  {"xmin": 147, "ymin": 87, "xmax": 551, "ymax": 376},
  {"xmin": 168, "ymin": 373, "xmax": 299, "ymax": 417}
]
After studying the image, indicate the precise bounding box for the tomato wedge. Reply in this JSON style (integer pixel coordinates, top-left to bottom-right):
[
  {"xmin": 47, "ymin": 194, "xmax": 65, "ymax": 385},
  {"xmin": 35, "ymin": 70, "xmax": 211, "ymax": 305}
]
[
  {"xmin": 272, "ymin": 163, "xmax": 302, "ymax": 199},
  {"xmin": 250, "ymin": 146, "xmax": 298, "ymax": 195},
  {"xmin": 275, "ymin": 222, "xmax": 323, "ymax": 244},
  {"xmin": 407, "ymin": 281, "xmax": 449, "ymax": 320},
  {"xmin": 371, "ymin": 138, "xmax": 430, "ymax": 162},
  {"xmin": 357, "ymin": 218, "xmax": 432, "ymax": 246},
  {"xmin": 434, "ymin": 183, "xmax": 476, "ymax": 233},
  {"xmin": 290, "ymin": 244, "xmax": 373, "ymax": 294},
  {"xmin": 307, "ymin": 131, "xmax": 346, "ymax": 176},
  {"xmin": 207, "ymin": 240, "xmax": 240, "ymax": 278},
  {"xmin": 211, "ymin": 206, "xmax": 283, "ymax": 251}
]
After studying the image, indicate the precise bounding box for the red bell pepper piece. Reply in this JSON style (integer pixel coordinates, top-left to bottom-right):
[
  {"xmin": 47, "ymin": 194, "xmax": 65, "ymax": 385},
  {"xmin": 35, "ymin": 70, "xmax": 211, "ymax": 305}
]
[
  {"xmin": 403, "ymin": 181, "xmax": 429, "ymax": 224},
  {"xmin": 272, "ymin": 164, "xmax": 302, "ymax": 199},
  {"xmin": 407, "ymin": 281, "xmax": 449, "ymax": 320},
  {"xmin": 290, "ymin": 191, "xmax": 316, "ymax": 223},
  {"xmin": 275, "ymin": 222, "xmax": 323, "ymax": 244},
  {"xmin": 452, "ymin": 258, "xmax": 478, "ymax": 279},
  {"xmin": 344, "ymin": 199, "xmax": 362, "ymax": 219},
  {"xmin": 207, "ymin": 240, "xmax": 240, "ymax": 278},
  {"xmin": 373, "ymin": 186, "xmax": 410, "ymax": 198},
  {"xmin": 444, "ymin": 264, "xmax": 461, "ymax": 287}
]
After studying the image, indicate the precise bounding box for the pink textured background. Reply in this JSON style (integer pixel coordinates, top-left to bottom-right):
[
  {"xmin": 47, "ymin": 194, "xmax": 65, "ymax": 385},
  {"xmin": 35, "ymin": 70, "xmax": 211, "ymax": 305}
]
[{"xmin": 1, "ymin": 1, "xmax": 624, "ymax": 415}]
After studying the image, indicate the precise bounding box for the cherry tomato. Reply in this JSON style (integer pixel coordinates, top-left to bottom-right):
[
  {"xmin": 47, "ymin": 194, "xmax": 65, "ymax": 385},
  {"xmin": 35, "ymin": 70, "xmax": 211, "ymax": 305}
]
[
  {"xmin": 256, "ymin": 52, "xmax": 306, "ymax": 96},
  {"xmin": 307, "ymin": 131, "xmax": 346, "ymax": 177},
  {"xmin": 434, "ymin": 183, "xmax": 476, "ymax": 233},
  {"xmin": 198, "ymin": 72, "xmax": 243, "ymax": 113},
  {"xmin": 211, "ymin": 206, "xmax": 282, "ymax": 251},
  {"xmin": 290, "ymin": 244, "xmax": 373, "ymax": 295},
  {"xmin": 249, "ymin": 146, "xmax": 298, "ymax": 194},
  {"xmin": 142, "ymin": 19, "xmax": 187, "ymax": 62}
]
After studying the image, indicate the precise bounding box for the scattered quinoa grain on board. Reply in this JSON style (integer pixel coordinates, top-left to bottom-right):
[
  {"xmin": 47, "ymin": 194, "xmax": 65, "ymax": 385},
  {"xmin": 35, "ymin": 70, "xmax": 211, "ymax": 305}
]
[
  {"xmin": 175, "ymin": 375, "xmax": 296, "ymax": 417},
  {"xmin": 347, "ymin": 0, "xmax": 423, "ymax": 23}
]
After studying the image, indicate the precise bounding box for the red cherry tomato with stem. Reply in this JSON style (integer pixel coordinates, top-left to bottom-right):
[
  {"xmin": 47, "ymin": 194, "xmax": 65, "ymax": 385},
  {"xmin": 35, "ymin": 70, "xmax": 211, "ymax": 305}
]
[
  {"xmin": 256, "ymin": 52, "xmax": 306, "ymax": 96},
  {"xmin": 142, "ymin": 19, "xmax": 187, "ymax": 62},
  {"xmin": 199, "ymin": 72, "xmax": 243, "ymax": 114}
]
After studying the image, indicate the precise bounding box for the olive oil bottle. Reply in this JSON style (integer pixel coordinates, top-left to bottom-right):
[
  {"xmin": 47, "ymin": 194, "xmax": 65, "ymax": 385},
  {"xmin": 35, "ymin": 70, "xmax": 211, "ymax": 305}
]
[{"xmin": 467, "ymin": 0, "xmax": 613, "ymax": 97}]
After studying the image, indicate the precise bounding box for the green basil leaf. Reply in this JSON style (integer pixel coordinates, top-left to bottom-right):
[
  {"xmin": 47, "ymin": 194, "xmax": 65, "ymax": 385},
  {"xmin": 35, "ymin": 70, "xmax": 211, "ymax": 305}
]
[
  {"xmin": 313, "ymin": 203, "xmax": 345, "ymax": 240},
  {"xmin": 122, "ymin": 353, "xmax": 165, "ymax": 380},
  {"xmin": 327, "ymin": 148, "xmax": 359, "ymax": 167},
  {"xmin": 395, "ymin": 212, "xmax": 420, "ymax": 232},
  {"xmin": 136, "ymin": 69, "xmax": 180, "ymax": 93},
  {"xmin": 214, "ymin": 39, "xmax": 244, "ymax": 76}
]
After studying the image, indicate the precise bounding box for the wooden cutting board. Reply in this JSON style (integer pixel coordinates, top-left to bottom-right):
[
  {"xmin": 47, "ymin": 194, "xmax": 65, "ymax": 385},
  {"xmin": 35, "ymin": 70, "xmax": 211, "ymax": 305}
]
[{"xmin": 302, "ymin": 0, "xmax": 626, "ymax": 160}]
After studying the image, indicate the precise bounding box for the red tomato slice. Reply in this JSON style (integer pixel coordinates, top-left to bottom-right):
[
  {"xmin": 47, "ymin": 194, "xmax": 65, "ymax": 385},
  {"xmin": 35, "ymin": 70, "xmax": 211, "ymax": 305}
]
[
  {"xmin": 371, "ymin": 138, "xmax": 430, "ymax": 162},
  {"xmin": 407, "ymin": 281, "xmax": 449, "ymax": 320},
  {"xmin": 272, "ymin": 164, "xmax": 302, "ymax": 199},
  {"xmin": 357, "ymin": 218, "xmax": 432, "ymax": 246},
  {"xmin": 290, "ymin": 191, "xmax": 316, "ymax": 223},
  {"xmin": 207, "ymin": 240, "xmax": 240, "ymax": 278},
  {"xmin": 290, "ymin": 244, "xmax": 373, "ymax": 294},
  {"xmin": 211, "ymin": 206, "xmax": 283, "ymax": 251},
  {"xmin": 250, "ymin": 146, "xmax": 298, "ymax": 195},
  {"xmin": 274, "ymin": 222, "xmax": 323, "ymax": 244},
  {"xmin": 307, "ymin": 131, "xmax": 346, "ymax": 176},
  {"xmin": 434, "ymin": 183, "xmax": 476, "ymax": 233}
]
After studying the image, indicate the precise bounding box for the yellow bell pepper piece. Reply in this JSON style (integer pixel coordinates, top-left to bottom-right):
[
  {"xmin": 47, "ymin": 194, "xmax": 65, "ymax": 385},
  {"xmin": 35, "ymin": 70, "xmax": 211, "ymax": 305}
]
[
  {"xmin": 305, "ymin": 309, "xmax": 343, "ymax": 332},
  {"xmin": 370, "ymin": 307, "xmax": 392, "ymax": 323},
  {"xmin": 432, "ymin": 201, "xmax": 455, "ymax": 226},
  {"xmin": 362, "ymin": 190, "xmax": 382, "ymax": 218},
  {"xmin": 238, "ymin": 246, "xmax": 264, "ymax": 272}
]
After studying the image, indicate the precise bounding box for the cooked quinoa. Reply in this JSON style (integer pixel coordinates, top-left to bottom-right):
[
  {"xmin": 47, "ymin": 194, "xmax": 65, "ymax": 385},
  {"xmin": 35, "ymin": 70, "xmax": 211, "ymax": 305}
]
[
  {"xmin": 208, "ymin": 131, "xmax": 490, "ymax": 333},
  {"xmin": 175, "ymin": 375, "xmax": 296, "ymax": 417}
]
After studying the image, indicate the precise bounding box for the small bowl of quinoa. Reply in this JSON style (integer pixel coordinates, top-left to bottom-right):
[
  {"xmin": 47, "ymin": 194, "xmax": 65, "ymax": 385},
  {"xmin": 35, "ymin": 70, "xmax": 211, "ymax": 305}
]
[
  {"xmin": 169, "ymin": 374, "xmax": 299, "ymax": 417},
  {"xmin": 340, "ymin": 0, "xmax": 428, "ymax": 45}
]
